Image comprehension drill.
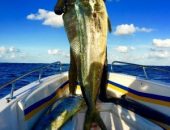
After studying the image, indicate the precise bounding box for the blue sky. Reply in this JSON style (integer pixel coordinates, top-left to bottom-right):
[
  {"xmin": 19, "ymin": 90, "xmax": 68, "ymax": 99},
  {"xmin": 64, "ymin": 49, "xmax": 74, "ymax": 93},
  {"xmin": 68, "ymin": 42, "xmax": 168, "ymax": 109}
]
[{"xmin": 0, "ymin": 0, "xmax": 170, "ymax": 65}]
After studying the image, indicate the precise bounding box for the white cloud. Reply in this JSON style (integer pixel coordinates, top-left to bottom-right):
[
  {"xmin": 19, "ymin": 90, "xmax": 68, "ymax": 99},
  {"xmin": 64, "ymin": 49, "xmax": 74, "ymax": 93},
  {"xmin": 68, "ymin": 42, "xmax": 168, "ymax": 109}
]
[
  {"xmin": 115, "ymin": 45, "xmax": 135, "ymax": 53},
  {"xmin": 114, "ymin": 24, "xmax": 136, "ymax": 35},
  {"xmin": 148, "ymin": 50, "xmax": 169, "ymax": 59},
  {"xmin": 10, "ymin": 54, "xmax": 16, "ymax": 58},
  {"xmin": 152, "ymin": 39, "xmax": 170, "ymax": 48},
  {"xmin": 63, "ymin": 53, "xmax": 70, "ymax": 58},
  {"xmin": 9, "ymin": 47, "xmax": 20, "ymax": 53},
  {"xmin": 0, "ymin": 46, "xmax": 21, "ymax": 59},
  {"xmin": 0, "ymin": 46, "xmax": 7, "ymax": 54},
  {"xmin": 48, "ymin": 49, "xmax": 61, "ymax": 55},
  {"xmin": 129, "ymin": 46, "xmax": 135, "ymax": 50},
  {"xmin": 27, "ymin": 9, "xmax": 63, "ymax": 28},
  {"xmin": 48, "ymin": 49, "xmax": 69, "ymax": 58},
  {"xmin": 136, "ymin": 27, "xmax": 153, "ymax": 33},
  {"xmin": 116, "ymin": 46, "xmax": 128, "ymax": 53},
  {"xmin": 0, "ymin": 46, "xmax": 20, "ymax": 54},
  {"xmin": 114, "ymin": 24, "xmax": 153, "ymax": 35}
]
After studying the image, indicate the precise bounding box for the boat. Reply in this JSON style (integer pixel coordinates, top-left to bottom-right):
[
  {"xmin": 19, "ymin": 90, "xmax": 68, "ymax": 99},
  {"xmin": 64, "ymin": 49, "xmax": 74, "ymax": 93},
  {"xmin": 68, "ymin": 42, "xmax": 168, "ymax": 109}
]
[
  {"xmin": 0, "ymin": 61, "xmax": 169, "ymax": 130},
  {"xmin": 105, "ymin": 61, "xmax": 170, "ymax": 130}
]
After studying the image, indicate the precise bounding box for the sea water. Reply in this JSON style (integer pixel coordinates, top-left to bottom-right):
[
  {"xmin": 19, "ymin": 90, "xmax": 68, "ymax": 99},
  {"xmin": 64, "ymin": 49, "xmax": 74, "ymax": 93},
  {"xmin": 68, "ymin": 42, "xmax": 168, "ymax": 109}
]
[{"xmin": 0, "ymin": 63, "xmax": 170, "ymax": 98}]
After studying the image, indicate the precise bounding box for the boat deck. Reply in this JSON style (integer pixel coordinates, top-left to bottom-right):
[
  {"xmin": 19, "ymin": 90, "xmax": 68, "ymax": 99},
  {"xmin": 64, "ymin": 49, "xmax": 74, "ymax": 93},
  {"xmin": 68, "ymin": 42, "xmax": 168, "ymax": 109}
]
[{"xmin": 61, "ymin": 103, "xmax": 162, "ymax": 130}]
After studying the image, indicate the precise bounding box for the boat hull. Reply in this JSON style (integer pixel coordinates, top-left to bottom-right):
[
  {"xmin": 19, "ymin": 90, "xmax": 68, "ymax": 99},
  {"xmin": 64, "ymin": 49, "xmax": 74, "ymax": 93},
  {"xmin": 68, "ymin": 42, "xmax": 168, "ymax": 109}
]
[
  {"xmin": 0, "ymin": 72, "xmax": 169, "ymax": 130},
  {"xmin": 106, "ymin": 72, "xmax": 170, "ymax": 129}
]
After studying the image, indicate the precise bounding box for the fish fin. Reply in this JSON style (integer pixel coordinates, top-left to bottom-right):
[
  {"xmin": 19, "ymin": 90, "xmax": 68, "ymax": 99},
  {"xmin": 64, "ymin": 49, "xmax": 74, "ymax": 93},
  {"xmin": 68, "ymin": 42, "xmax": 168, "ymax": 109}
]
[
  {"xmin": 94, "ymin": 111, "xmax": 107, "ymax": 130},
  {"xmin": 108, "ymin": 18, "xmax": 112, "ymax": 33},
  {"xmin": 84, "ymin": 113, "xmax": 93, "ymax": 130},
  {"xmin": 84, "ymin": 110, "xmax": 107, "ymax": 130}
]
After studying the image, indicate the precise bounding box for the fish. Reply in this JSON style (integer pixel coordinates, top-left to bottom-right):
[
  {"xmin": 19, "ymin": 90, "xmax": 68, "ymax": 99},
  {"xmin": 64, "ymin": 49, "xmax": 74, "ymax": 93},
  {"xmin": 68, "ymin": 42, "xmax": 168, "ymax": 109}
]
[
  {"xmin": 54, "ymin": 0, "xmax": 109, "ymax": 129},
  {"xmin": 33, "ymin": 96, "xmax": 85, "ymax": 130}
]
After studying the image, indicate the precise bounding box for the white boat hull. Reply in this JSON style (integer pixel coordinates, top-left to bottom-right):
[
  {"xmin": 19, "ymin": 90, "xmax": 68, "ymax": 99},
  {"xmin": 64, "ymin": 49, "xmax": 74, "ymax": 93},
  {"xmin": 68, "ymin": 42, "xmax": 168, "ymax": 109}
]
[{"xmin": 0, "ymin": 72, "xmax": 167, "ymax": 130}]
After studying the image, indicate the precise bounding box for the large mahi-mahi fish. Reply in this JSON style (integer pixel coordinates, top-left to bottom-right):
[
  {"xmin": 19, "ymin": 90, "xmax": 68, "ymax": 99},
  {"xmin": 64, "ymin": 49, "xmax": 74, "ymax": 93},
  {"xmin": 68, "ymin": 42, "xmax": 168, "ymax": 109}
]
[
  {"xmin": 33, "ymin": 96, "xmax": 85, "ymax": 130},
  {"xmin": 54, "ymin": 0, "xmax": 110, "ymax": 129}
]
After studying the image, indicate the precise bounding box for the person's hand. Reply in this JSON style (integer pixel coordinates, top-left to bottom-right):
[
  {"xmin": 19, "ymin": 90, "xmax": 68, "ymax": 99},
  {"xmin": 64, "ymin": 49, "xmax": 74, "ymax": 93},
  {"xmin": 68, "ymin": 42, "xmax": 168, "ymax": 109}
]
[
  {"xmin": 54, "ymin": 0, "xmax": 65, "ymax": 15},
  {"xmin": 54, "ymin": 8, "xmax": 64, "ymax": 15}
]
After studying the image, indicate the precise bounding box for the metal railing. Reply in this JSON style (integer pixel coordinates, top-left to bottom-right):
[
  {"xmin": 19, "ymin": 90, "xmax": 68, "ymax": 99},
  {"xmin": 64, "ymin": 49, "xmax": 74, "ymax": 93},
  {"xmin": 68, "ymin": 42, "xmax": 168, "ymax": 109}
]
[
  {"xmin": 111, "ymin": 61, "xmax": 170, "ymax": 80},
  {"xmin": 0, "ymin": 61, "xmax": 62, "ymax": 102}
]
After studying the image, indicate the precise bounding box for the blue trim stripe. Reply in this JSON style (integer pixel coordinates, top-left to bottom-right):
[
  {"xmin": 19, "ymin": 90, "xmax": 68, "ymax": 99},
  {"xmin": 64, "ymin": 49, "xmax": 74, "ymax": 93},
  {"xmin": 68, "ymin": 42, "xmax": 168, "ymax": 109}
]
[
  {"xmin": 108, "ymin": 80, "xmax": 170, "ymax": 102},
  {"xmin": 24, "ymin": 79, "xmax": 170, "ymax": 119},
  {"xmin": 24, "ymin": 81, "xmax": 69, "ymax": 115}
]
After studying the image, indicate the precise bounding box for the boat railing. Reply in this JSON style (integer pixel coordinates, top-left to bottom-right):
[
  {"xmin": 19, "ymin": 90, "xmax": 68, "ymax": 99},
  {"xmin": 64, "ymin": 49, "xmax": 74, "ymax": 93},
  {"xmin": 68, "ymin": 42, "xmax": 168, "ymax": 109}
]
[
  {"xmin": 0, "ymin": 61, "xmax": 62, "ymax": 102},
  {"xmin": 111, "ymin": 61, "xmax": 170, "ymax": 80}
]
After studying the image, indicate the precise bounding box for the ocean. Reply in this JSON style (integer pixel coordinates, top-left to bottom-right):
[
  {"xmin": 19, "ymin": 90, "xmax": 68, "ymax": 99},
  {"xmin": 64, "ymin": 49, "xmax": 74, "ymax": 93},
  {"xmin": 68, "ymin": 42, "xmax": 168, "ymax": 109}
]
[{"xmin": 0, "ymin": 63, "xmax": 170, "ymax": 99}]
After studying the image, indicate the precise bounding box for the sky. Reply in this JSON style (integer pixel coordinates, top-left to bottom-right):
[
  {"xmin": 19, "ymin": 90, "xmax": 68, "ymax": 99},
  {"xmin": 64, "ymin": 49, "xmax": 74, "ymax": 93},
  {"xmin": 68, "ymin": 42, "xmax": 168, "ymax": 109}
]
[{"xmin": 0, "ymin": 0, "xmax": 170, "ymax": 65}]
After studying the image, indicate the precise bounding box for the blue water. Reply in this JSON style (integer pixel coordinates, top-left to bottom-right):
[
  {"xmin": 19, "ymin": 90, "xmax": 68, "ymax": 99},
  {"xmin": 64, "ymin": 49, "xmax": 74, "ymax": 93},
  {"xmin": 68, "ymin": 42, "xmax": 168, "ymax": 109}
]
[{"xmin": 0, "ymin": 63, "xmax": 170, "ymax": 98}]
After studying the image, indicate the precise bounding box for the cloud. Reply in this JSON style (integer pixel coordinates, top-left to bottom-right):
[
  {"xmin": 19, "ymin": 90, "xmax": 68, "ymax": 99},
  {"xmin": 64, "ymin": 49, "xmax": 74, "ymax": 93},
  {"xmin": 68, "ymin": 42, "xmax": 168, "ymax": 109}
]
[
  {"xmin": 129, "ymin": 46, "xmax": 135, "ymax": 50},
  {"xmin": 115, "ymin": 45, "xmax": 135, "ymax": 53},
  {"xmin": 0, "ymin": 46, "xmax": 21, "ymax": 59},
  {"xmin": 0, "ymin": 46, "xmax": 7, "ymax": 54},
  {"xmin": 27, "ymin": 9, "xmax": 63, "ymax": 28},
  {"xmin": 148, "ymin": 50, "xmax": 169, "ymax": 59},
  {"xmin": 48, "ymin": 49, "xmax": 61, "ymax": 55},
  {"xmin": 152, "ymin": 39, "xmax": 170, "ymax": 48},
  {"xmin": 114, "ymin": 24, "xmax": 153, "ymax": 35},
  {"xmin": 48, "ymin": 49, "xmax": 69, "ymax": 58},
  {"xmin": 114, "ymin": 24, "xmax": 136, "ymax": 35},
  {"xmin": 0, "ymin": 46, "xmax": 20, "ymax": 54},
  {"xmin": 136, "ymin": 27, "xmax": 153, "ymax": 33}
]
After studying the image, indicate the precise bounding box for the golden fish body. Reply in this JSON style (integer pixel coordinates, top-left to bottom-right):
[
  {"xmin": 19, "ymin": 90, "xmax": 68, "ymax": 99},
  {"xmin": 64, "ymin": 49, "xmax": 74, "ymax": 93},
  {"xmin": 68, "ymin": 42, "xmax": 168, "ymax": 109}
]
[
  {"xmin": 33, "ymin": 96, "xmax": 85, "ymax": 130},
  {"xmin": 55, "ymin": 0, "xmax": 109, "ymax": 129}
]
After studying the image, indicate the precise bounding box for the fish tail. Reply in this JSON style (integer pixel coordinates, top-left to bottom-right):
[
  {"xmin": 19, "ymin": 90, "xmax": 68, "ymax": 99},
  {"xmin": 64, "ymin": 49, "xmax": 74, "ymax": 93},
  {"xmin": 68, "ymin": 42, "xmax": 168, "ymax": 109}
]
[
  {"xmin": 94, "ymin": 111, "xmax": 107, "ymax": 130},
  {"xmin": 84, "ymin": 112, "xmax": 93, "ymax": 130},
  {"xmin": 84, "ymin": 109, "xmax": 107, "ymax": 130}
]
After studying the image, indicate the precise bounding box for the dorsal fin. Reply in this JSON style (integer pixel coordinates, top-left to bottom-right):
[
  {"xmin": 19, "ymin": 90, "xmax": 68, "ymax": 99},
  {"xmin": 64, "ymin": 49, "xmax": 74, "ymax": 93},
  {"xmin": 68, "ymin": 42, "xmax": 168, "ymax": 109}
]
[{"xmin": 108, "ymin": 17, "xmax": 112, "ymax": 33}]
